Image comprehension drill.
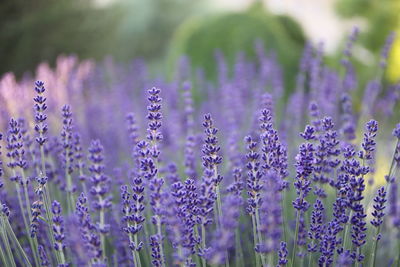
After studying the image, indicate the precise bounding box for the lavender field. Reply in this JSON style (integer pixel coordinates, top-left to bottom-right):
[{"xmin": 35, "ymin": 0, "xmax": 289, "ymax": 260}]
[{"xmin": 0, "ymin": 29, "xmax": 400, "ymax": 267}]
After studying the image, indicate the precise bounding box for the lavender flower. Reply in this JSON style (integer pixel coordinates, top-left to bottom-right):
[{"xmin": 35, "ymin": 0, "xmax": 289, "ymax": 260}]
[
  {"xmin": 60, "ymin": 105, "xmax": 75, "ymax": 190},
  {"xmin": 33, "ymin": 81, "xmax": 48, "ymax": 150},
  {"xmin": 277, "ymin": 241, "xmax": 288, "ymax": 266},
  {"xmin": 371, "ymin": 187, "xmax": 387, "ymax": 228},
  {"xmin": 207, "ymin": 194, "xmax": 242, "ymax": 265},
  {"xmin": 339, "ymin": 93, "xmax": 357, "ymax": 143},
  {"xmin": 309, "ymin": 102, "xmax": 322, "ymax": 134},
  {"xmin": 336, "ymin": 249, "xmax": 353, "ymax": 267},
  {"xmin": 145, "ymin": 87, "xmax": 166, "ymax": 266},
  {"xmin": 75, "ymin": 193, "xmax": 103, "ymax": 264},
  {"xmin": 30, "ymin": 200, "xmax": 43, "ymax": 238},
  {"xmin": 308, "ymin": 199, "xmax": 324, "ymax": 252},
  {"xmin": 318, "ymin": 221, "xmax": 341, "ymax": 266},
  {"xmin": 360, "ymin": 120, "xmax": 378, "ymax": 161},
  {"xmin": 256, "ymin": 171, "xmax": 283, "ymax": 255},
  {"xmin": 6, "ymin": 118, "xmax": 27, "ymax": 182},
  {"xmin": 38, "ymin": 245, "xmax": 50, "ymax": 266},
  {"xmin": 88, "ymin": 140, "xmax": 111, "ymax": 259},
  {"xmin": 150, "ymin": 235, "xmax": 162, "ymax": 267},
  {"xmin": 74, "ymin": 133, "xmax": 87, "ymax": 190},
  {"xmin": 259, "ymin": 109, "xmax": 289, "ymax": 190},
  {"xmin": 165, "ymin": 179, "xmax": 198, "ymax": 265},
  {"xmin": 380, "ymin": 32, "xmax": 396, "ymax": 68},
  {"xmin": 292, "ymin": 126, "xmax": 315, "ymax": 212},
  {"xmin": 245, "ymin": 135, "xmax": 262, "ymax": 215},
  {"xmin": 313, "ymin": 117, "xmax": 341, "ymax": 192},
  {"xmin": 393, "ymin": 123, "xmax": 400, "ymax": 166},
  {"xmin": 51, "ymin": 200, "xmax": 66, "ymax": 252},
  {"xmin": 227, "ymin": 167, "xmax": 244, "ymax": 196},
  {"xmin": 120, "ymin": 184, "xmax": 143, "ymax": 266}
]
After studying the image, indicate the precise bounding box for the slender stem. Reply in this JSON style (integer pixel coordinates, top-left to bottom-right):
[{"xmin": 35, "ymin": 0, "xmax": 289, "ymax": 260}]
[
  {"xmin": 235, "ymin": 227, "xmax": 244, "ymax": 267},
  {"xmin": 0, "ymin": 236, "xmax": 7, "ymax": 266},
  {"xmin": 134, "ymin": 234, "xmax": 142, "ymax": 267},
  {"xmin": 156, "ymin": 217, "xmax": 166, "ymax": 267},
  {"xmin": 251, "ymin": 215, "xmax": 261, "ymax": 267},
  {"xmin": 1, "ymin": 217, "xmax": 16, "ymax": 267},
  {"xmin": 290, "ymin": 211, "xmax": 301, "ymax": 267},
  {"xmin": 255, "ymin": 208, "xmax": 267, "ymax": 266},
  {"xmin": 201, "ymin": 224, "xmax": 207, "ymax": 267},
  {"xmin": 281, "ymin": 191, "xmax": 287, "ymax": 244},
  {"xmin": 370, "ymin": 226, "xmax": 380, "ymax": 267},
  {"xmin": 99, "ymin": 199, "xmax": 106, "ymax": 260},
  {"xmin": 4, "ymin": 218, "xmax": 32, "ymax": 267},
  {"xmin": 21, "ymin": 171, "xmax": 41, "ymax": 267},
  {"xmin": 355, "ymin": 247, "xmax": 361, "ymax": 267},
  {"xmin": 343, "ymin": 210, "xmax": 353, "ymax": 251}
]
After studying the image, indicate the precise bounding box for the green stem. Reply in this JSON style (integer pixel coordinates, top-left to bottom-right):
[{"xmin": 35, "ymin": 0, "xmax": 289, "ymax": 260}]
[
  {"xmin": 201, "ymin": 224, "xmax": 207, "ymax": 267},
  {"xmin": 0, "ymin": 236, "xmax": 7, "ymax": 266},
  {"xmin": 1, "ymin": 217, "xmax": 16, "ymax": 267},
  {"xmin": 255, "ymin": 208, "xmax": 267, "ymax": 266},
  {"xmin": 134, "ymin": 235, "xmax": 142, "ymax": 267},
  {"xmin": 21, "ymin": 171, "xmax": 41, "ymax": 267},
  {"xmin": 235, "ymin": 228, "xmax": 244, "ymax": 267},
  {"xmin": 156, "ymin": 217, "xmax": 166, "ymax": 267},
  {"xmin": 290, "ymin": 211, "xmax": 300, "ymax": 267},
  {"xmin": 370, "ymin": 226, "xmax": 380, "ymax": 267},
  {"xmin": 251, "ymin": 215, "xmax": 261, "ymax": 267},
  {"xmin": 343, "ymin": 210, "xmax": 353, "ymax": 251},
  {"xmin": 4, "ymin": 218, "xmax": 32, "ymax": 267},
  {"xmin": 100, "ymin": 203, "xmax": 106, "ymax": 260}
]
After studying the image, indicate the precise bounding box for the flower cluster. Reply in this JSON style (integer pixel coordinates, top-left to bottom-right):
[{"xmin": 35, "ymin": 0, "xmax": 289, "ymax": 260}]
[{"xmin": 0, "ymin": 30, "xmax": 400, "ymax": 267}]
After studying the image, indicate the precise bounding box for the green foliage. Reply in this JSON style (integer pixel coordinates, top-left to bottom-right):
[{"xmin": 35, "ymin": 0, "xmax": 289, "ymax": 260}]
[
  {"xmin": 168, "ymin": 3, "xmax": 305, "ymax": 90},
  {"xmin": 0, "ymin": 0, "xmax": 121, "ymax": 75},
  {"xmin": 113, "ymin": 0, "xmax": 200, "ymax": 62},
  {"xmin": 335, "ymin": 0, "xmax": 400, "ymax": 51}
]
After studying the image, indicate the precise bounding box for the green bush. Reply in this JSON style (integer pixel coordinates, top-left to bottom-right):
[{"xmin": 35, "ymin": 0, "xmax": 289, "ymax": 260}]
[{"xmin": 168, "ymin": 3, "xmax": 305, "ymax": 91}]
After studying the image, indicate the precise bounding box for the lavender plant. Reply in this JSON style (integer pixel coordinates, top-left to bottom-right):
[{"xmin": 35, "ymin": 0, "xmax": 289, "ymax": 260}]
[{"xmin": 0, "ymin": 30, "xmax": 400, "ymax": 267}]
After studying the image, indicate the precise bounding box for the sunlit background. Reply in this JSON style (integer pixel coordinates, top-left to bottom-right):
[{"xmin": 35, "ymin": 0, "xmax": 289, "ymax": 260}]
[{"xmin": 1, "ymin": 0, "xmax": 399, "ymax": 82}]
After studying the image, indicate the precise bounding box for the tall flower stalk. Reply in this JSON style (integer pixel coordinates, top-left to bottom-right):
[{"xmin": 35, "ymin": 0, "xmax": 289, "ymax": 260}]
[
  {"xmin": 6, "ymin": 119, "xmax": 40, "ymax": 266},
  {"xmin": 145, "ymin": 87, "xmax": 166, "ymax": 266},
  {"xmin": 291, "ymin": 125, "xmax": 315, "ymax": 267},
  {"xmin": 88, "ymin": 140, "xmax": 111, "ymax": 261},
  {"xmin": 244, "ymin": 135, "xmax": 264, "ymax": 267},
  {"xmin": 60, "ymin": 105, "xmax": 75, "ymax": 212}
]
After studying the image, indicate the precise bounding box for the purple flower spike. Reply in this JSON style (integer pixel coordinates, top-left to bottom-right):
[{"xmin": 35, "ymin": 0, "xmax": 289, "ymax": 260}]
[
  {"xmin": 51, "ymin": 200, "xmax": 66, "ymax": 252},
  {"xmin": 360, "ymin": 120, "xmax": 378, "ymax": 161},
  {"xmin": 75, "ymin": 193, "xmax": 103, "ymax": 264},
  {"xmin": 293, "ymin": 134, "xmax": 315, "ymax": 212},
  {"xmin": 308, "ymin": 199, "xmax": 324, "ymax": 252},
  {"xmin": 319, "ymin": 221, "xmax": 341, "ymax": 266},
  {"xmin": 147, "ymin": 87, "xmax": 163, "ymax": 147},
  {"xmin": 38, "ymin": 245, "xmax": 50, "ymax": 266},
  {"xmin": 245, "ymin": 135, "xmax": 262, "ymax": 215},
  {"xmin": 88, "ymin": 140, "xmax": 111, "ymax": 235},
  {"xmin": 380, "ymin": 32, "xmax": 396, "ymax": 68},
  {"xmin": 150, "ymin": 235, "xmax": 162, "ymax": 267},
  {"xmin": 30, "ymin": 200, "xmax": 44, "ymax": 238},
  {"xmin": 74, "ymin": 133, "xmax": 87, "ymax": 184},
  {"xmin": 393, "ymin": 123, "xmax": 400, "ymax": 139},
  {"xmin": 371, "ymin": 187, "xmax": 387, "ymax": 228},
  {"xmin": 277, "ymin": 241, "xmax": 288, "ymax": 266},
  {"xmin": 6, "ymin": 118, "xmax": 27, "ymax": 183},
  {"xmin": 33, "ymin": 80, "xmax": 48, "ymax": 147}
]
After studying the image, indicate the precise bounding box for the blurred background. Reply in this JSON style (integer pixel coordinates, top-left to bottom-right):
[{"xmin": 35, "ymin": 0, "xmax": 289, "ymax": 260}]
[{"xmin": 1, "ymin": 0, "xmax": 399, "ymax": 84}]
